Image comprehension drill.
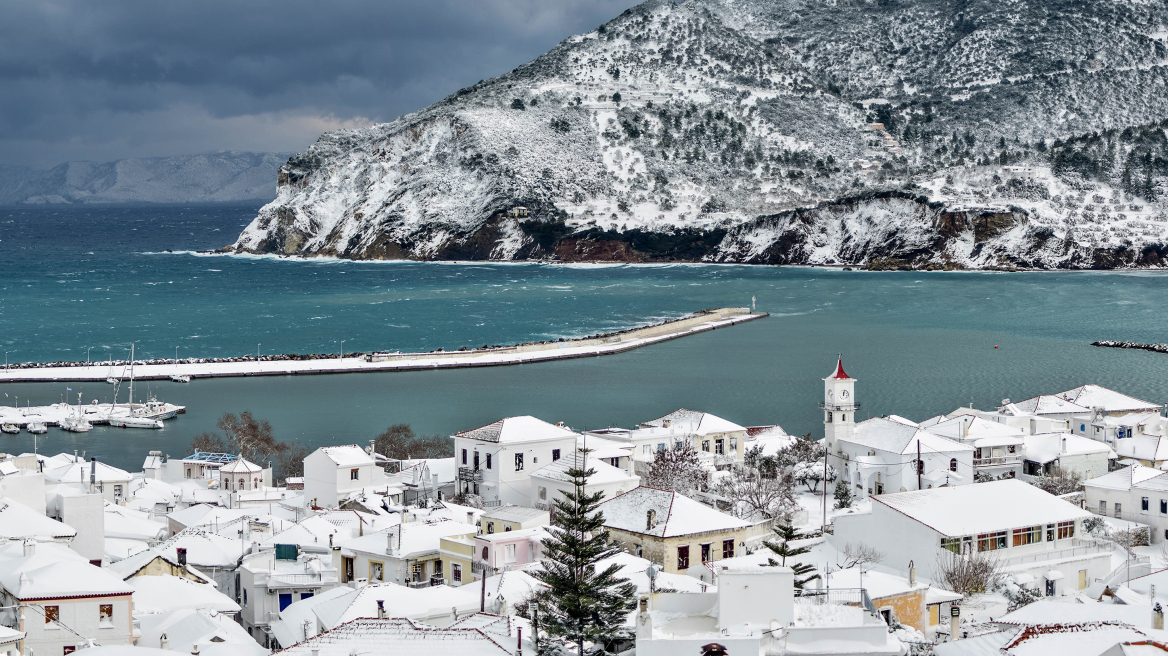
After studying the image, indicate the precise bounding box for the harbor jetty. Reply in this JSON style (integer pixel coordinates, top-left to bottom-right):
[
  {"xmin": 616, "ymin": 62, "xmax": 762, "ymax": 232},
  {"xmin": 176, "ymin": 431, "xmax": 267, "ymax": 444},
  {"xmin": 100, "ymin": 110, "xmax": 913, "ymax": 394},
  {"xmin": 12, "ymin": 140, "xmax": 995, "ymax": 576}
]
[
  {"xmin": 1091, "ymin": 340, "xmax": 1168, "ymax": 355},
  {"xmin": 0, "ymin": 308, "xmax": 766, "ymax": 383}
]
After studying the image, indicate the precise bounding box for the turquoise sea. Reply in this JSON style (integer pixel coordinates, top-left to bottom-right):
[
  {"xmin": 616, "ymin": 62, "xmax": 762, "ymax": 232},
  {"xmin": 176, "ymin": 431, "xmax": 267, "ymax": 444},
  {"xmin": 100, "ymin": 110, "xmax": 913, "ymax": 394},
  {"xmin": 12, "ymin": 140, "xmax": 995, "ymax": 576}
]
[{"xmin": 2, "ymin": 204, "xmax": 1167, "ymax": 471}]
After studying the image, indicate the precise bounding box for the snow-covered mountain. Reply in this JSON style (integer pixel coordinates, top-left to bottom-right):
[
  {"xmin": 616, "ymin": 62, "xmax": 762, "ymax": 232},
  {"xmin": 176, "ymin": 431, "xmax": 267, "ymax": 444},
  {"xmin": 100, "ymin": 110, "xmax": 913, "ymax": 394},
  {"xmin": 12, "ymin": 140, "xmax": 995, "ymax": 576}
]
[
  {"xmin": 232, "ymin": 0, "xmax": 1168, "ymax": 268},
  {"xmin": 0, "ymin": 152, "xmax": 288, "ymax": 205}
]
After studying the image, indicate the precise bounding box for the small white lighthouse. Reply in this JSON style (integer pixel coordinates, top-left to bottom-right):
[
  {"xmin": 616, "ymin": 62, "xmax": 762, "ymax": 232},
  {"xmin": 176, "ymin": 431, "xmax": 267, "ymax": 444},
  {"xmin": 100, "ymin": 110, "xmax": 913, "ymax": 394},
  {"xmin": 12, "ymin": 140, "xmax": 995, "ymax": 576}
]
[{"xmin": 822, "ymin": 355, "xmax": 858, "ymax": 454}]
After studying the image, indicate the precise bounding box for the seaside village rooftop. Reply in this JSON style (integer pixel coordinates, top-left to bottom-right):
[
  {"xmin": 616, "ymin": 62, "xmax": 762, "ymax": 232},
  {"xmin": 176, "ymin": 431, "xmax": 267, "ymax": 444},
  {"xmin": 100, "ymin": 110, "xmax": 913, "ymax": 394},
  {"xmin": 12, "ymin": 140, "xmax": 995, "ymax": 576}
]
[{"xmin": 5, "ymin": 360, "xmax": 1168, "ymax": 656}]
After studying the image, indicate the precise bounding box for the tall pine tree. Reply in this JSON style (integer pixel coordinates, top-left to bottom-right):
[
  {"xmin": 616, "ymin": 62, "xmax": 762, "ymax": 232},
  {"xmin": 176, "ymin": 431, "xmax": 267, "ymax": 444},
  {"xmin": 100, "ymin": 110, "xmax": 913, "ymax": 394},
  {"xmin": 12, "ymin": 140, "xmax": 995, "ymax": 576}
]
[
  {"xmin": 533, "ymin": 452, "xmax": 636, "ymax": 656},
  {"xmin": 762, "ymin": 523, "xmax": 820, "ymax": 589}
]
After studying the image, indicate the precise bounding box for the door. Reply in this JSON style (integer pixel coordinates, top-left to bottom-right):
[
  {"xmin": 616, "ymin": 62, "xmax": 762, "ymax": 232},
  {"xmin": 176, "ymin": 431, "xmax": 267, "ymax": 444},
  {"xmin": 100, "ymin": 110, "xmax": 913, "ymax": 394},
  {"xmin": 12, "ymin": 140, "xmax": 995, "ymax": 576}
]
[
  {"xmin": 342, "ymin": 556, "xmax": 354, "ymax": 583},
  {"xmin": 1078, "ymin": 570, "xmax": 1087, "ymax": 590},
  {"xmin": 1045, "ymin": 579, "xmax": 1056, "ymax": 597},
  {"xmin": 279, "ymin": 593, "xmax": 293, "ymax": 611}
]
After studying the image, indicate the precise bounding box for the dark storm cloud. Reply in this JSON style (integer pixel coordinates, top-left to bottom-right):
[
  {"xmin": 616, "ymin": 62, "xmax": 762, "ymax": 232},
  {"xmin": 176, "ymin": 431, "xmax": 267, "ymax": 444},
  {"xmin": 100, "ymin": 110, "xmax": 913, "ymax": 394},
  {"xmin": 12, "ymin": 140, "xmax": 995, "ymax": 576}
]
[{"xmin": 0, "ymin": 0, "xmax": 642, "ymax": 167}]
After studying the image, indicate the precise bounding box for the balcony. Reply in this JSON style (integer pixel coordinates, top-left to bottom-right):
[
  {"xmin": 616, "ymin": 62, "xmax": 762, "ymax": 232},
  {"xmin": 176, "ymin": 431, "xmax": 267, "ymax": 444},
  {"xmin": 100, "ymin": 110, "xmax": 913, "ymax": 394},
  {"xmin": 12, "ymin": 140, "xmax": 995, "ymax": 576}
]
[
  {"xmin": 973, "ymin": 455, "xmax": 1021, "ymax": 467},
  {"xmin": 997, "ymin": 538, "xmax": 1113, "ymax": 567},
  {"xmin": 819, "ymin": 401, "xmax": 861, "ymax": 411},
  {"xmin": 267, "ymin": 572, "xmax": 331, "ymax": 589},
  {"xmin": 458, "ymin": 467, "xmax": 484, "ymax": 483}
]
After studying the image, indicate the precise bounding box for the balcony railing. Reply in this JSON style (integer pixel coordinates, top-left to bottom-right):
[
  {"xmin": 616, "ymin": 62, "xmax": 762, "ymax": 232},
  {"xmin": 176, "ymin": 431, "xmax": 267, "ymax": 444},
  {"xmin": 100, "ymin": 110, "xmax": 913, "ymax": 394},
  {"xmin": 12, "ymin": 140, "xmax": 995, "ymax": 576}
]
[
  {"xmin": 795, "ymin": 588, "xmax": 880, "ymax": 621},
  {"xmin": 818, "ymin": 401, "xmax": 861, "ymax": 411},
  {"xmin": 267, "ymin": 572, "xmax": 330, "ymax": 588},
  {"xmin": 997, "ymin": 538, "xmax": 1113, "ymax": 567},
  {"xmin": 458, "ymin": 467, "xmax": 484, "ymax": 483},
  {"xmin": 973, "ymin": 455, "xmax": 1021, "ymax": 467}
]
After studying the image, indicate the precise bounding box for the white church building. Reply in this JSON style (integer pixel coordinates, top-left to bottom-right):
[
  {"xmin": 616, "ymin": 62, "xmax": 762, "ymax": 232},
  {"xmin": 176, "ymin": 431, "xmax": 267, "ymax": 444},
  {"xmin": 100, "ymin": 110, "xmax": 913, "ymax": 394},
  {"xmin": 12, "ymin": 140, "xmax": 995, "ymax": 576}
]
[{"xmin": 823, "ymin": 358, "xmax": 974, "ymax": 498}]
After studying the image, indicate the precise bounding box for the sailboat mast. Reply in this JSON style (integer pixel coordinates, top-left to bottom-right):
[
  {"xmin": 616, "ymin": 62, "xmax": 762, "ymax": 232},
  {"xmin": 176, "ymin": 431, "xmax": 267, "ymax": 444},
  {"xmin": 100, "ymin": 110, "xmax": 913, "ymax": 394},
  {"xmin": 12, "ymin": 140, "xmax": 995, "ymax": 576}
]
[{"xmin": 129, "ymin": 343, "xmax": 134, "ymax": 409}]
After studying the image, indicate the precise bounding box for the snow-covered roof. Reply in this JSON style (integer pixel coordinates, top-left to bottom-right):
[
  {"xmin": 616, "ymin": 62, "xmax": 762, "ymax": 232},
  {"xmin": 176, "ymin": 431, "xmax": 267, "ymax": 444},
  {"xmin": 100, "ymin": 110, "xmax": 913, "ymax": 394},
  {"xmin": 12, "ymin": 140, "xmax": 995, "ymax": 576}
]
[
  {"xmin": 481, "ymin": 505, "xmax": 550, "ymax": 524},
  {"xmin": 0, "ymin": 625, "xmax": 22, "ymax": 646},
  {"xmin": 1084, "ymin": 464, "xmax": 1168, "ymax": 492},
  {"xmin": 844, "ymin": 417, "xmax": 973, "ymax": 456},
  {"xmin": 452, "ymin": 416, "xmax": 577, "ymax": 444},
  {"xmin": 998, "ymin": 600, "xmax": 1154, "ymax": 628},
  {"xmin": 128, "ymin": 575, "xmax": 241, "ymax": 614},
  {"xmin": 597, "ymin": 486, "xmax": 751, "ymax": 538},
  {"xmin": 166, "ymin": 504, "xmax": 260, "ymax": 531},
  {"xmin": 138, "ymin": 608, "xmax": 267, "ymax": 656},
  {"xmin": 155, "ymin": 528, "xmax": 248, "ymax": 567},
  {"xmin": 529, "ymin": 452, "xmax": 638, "ymax": 486},
  {"xmin": 106, "ymin": 549, "xmax": 213, "ymax": 584},
  {"xmin": 576, "ymin": 435, "xmax": 632, "ymax": 460},
  {"xmin": 220, "ymin": 458, "xmax": 262, "ymax": 474},
  {"xmin": 341, "ymin": 519, "xmax": 475, "ymax": 559},
  {"xmin": 0, "ymin": 540, "xmax": 133, "ymax": 600},
  {"xmin": 1114, "ymin": 434, "xmax": 1168, "ymax": 463},
  {"xmin": 827, "ymin": 567, "xmax": 931, "ymax": 600},
  {"xmin": 259, "ymin": 515, "xmax": 344, "ymax": 548},
  {"xmin": 270, "ymin": 586, "xmax": 353, "ymax": 648},
  {"xmin": 105, "ymin": 504, "xmax": 168, "ymax": 542},
  {"xmin": 873, "ymin": 479, "xmax": 1090, "ymax": 537},
  {"xmin": 921, "ymin": 415, "xmax": 1025, "ymax": 447},
  {"xmin": 1023, "ymin": 433, "xmax": 1113, "ymax": 464},
  {"xmin": 44, "ymin": 458, "xmax": 131, "ymax": 484},
  {"xmin": 591, "ymin": 551, "xmax": 709, "ymax": 594},
  {"xmin": 315, "ymin": 445, "xmax": 375, "ymax": 467},
  {"xmin": 639, "ymin": 408, "xmax": 746, "ymax": 436},
  {"xmin": 0, "ymin": 498, "xmax": 77, "ymax": 540},
  {"xmin": 312, "ymin": 583, "xmax": 480, "ymax": 630},
  {"xmin": 273, "ymin": 618, "xmax": 514, "ymax": 656},
  {"xmin": 745, "ymin": 424, "xmax": 790, "ymax": 439},
  {"xmin": 1055, "ymin": 385, "xmax": 1162, "ymax": 413},
  {"xmin": 1004, "ymin": 394, "xmax": 1090, "ymax": 416}
]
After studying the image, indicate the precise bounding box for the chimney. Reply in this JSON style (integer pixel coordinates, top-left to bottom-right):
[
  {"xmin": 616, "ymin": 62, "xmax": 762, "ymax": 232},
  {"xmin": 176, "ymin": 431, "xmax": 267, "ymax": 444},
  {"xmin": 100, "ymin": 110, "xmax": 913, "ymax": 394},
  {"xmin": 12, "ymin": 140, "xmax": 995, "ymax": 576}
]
[
  {"xmin": 90, "ymin": 457, "xmax": 96, "ymax": 493},
  {"xmin": 1061, "ymin": 437, "xmax": 1067, "ymax": 454},
  {"xmin": 467, "ymin": 511, "xmax": 474, "ymax": 525},
  {"xmin": 1156, "ymin": 603, "xmax": 1165, "ymax": 631},
  {"xmin": 908, "ymin": 562, "xmax": 916, "ymax": 587},
  {"xmin": 311, "ymin": 650, "xmax": 319, "ymax": 656},
  {"xmin": 23, "ymin": 539, "xmax": 35, "ymax": 557},
  {"xmin": 160, "ymin": 634, "xmax": 169, "ymax": 650},
  {"xmin": 451, "ymin": 606, "xmax": 458, "ymax": 623},
  {"xmin": 663, "ymin": 420, "xmax": 671, "ymax": 428},
  {"xmin": 517, "ymin": 627, "xmax": 523, "ymax": 656},
  {"xmin": 376, "ymin": 600, "xmax": 386, "ymax": 619},
  {"xmin": 176, "ymin": 547, "xmax": 187, "ymax": 567},
  {"xmin": 646, "ymin": 509, "xmax": 657, "ymax": 530},
  {"xmin": 950, "ymin": 604, "xmax": 961, "ymax": 640},
  {"xmin": 191, "ymin": 645, "xmax": 200, "ymax": 656}
]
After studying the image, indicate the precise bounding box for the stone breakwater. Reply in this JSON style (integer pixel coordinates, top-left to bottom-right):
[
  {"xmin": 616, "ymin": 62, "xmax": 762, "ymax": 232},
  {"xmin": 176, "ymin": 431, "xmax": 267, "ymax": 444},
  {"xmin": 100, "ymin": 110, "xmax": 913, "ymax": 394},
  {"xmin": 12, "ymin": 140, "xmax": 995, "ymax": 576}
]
[
  {"xmin": 0, "ymin": 308, "xmax": 766, "ymax": 383},
  {"xmin": 1091, "ymin": 340, "xmax": 1168, "ymax": 354}
]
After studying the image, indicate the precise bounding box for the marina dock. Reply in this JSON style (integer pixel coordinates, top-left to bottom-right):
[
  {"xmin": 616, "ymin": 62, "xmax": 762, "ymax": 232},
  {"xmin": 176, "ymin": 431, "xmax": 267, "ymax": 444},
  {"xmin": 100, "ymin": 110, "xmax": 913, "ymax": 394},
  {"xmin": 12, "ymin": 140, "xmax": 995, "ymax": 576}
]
[{"xmin": 0, "ymin": 308, "xmax": 767, "ymax": 384}]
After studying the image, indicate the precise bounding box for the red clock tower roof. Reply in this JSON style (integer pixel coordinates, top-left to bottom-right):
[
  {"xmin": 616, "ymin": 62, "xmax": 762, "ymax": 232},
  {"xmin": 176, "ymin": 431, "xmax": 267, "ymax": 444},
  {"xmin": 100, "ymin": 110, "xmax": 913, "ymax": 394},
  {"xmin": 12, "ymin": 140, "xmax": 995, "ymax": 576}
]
[{"xmin": 826, "ymin": 356, "xmax": 850, "ymax": 380}]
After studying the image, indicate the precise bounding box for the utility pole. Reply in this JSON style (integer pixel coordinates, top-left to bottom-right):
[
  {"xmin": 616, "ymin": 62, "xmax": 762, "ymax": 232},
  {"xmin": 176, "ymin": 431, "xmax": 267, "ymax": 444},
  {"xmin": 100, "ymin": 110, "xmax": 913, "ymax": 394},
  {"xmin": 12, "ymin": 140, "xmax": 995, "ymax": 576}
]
[{"xmin": 821, "ymin": 444, "xmax": 829, "ymax": 534}]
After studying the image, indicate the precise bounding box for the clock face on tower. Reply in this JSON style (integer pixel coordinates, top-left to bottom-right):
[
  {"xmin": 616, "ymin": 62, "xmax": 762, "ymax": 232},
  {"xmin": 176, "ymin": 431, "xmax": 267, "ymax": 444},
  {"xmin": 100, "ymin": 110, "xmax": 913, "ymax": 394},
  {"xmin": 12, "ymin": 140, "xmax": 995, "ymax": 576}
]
[
  {"xmin": 827, "ymin": 389, "xmax": 834, "ymax": 400},
  {"xmin": 840, "ymin": 389, "xmax": 850, "ymax": 399}
]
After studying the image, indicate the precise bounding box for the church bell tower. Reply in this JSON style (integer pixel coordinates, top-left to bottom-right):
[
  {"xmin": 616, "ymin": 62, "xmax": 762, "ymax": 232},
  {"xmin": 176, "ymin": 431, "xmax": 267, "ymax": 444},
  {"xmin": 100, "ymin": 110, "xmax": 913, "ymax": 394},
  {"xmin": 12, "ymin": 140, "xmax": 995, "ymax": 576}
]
[{"xmin": 822, "ymin": 355, "xmax": 857, "ymax": 454}]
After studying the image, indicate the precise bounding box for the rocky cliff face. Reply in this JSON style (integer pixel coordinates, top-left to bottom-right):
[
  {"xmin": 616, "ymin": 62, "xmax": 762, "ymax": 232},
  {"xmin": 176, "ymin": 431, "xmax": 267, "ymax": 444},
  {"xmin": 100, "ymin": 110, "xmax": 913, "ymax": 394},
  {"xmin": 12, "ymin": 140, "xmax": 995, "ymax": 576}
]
[
  {"xmin": 232, "ymin": 0, "xmax": 1168, "ymax": 269},
  {"xmin": 0, "ymin": 152, "xmax": 288, "ymax": 205}
]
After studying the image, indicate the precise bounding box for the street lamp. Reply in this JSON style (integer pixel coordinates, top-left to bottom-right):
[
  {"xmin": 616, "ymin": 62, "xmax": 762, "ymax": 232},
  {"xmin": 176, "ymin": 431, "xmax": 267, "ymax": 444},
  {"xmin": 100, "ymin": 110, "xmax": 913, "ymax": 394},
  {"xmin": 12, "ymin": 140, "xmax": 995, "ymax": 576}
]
[
  {"xmin": 340, "ymin": 340, "xmax": 346, "ymax": 359},
  {"xmin": 257, "ymin": 343, "xmax": 261, "ymax": 358}
]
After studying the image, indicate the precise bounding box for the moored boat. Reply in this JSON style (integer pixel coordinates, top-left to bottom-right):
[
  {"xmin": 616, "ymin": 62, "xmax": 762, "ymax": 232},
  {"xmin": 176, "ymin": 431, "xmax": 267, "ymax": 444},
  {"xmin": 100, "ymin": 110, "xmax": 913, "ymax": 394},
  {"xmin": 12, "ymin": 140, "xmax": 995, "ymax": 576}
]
[
  {"xmin": 26, "ymin": 422, "xmax": 47, "ymax": 434},
  {"xmin": 60, "ymin": 415, "xmax": 92, "ymax": 432},
  {"xmin": 169, "ymin": 374, "xmax": 191, "ymax": 383},
  {"xmin": 0, "ymin": 424, "xmax": 18, "ymax": 434},
  {"xmin": 108, "ymin": 415, "xmax": 163, "ymax": 429}
]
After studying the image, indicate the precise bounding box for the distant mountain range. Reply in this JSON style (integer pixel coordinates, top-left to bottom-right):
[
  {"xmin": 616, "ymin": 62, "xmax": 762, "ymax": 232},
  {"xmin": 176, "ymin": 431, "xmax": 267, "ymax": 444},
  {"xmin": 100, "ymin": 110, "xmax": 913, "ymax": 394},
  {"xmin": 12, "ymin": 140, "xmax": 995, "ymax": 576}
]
[
  {"xmin": 226, "ymin": 0, "xmax": 1168, "ymax": 268},
  {"xmin": 0, "ymin": 152, "xmax": 289, "ymax": 205}
]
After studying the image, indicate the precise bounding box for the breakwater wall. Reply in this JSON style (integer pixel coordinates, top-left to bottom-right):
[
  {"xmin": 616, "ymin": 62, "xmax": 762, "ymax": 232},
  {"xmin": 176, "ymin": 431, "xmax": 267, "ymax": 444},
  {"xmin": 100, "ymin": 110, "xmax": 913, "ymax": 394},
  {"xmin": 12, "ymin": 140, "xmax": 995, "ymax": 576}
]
[
  {"xmin": 1091, "ymin": 340, "xmax": 1168, "ymax": 354},
  {"xmin": 0, "ymin": 308, "xmax": 767, "ymax": 383}
]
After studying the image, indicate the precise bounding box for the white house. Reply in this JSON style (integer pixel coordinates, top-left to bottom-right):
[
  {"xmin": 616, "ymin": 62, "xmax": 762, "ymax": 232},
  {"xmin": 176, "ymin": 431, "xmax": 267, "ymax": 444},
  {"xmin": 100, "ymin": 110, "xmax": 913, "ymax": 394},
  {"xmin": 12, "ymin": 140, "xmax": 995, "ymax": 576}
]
[
  {"xmin": 832, "ymin": 479, "xmax": 1109, "ymax": 595},
  {"xmin": 585, "ymin": 409, "xmax": 747, "ymax": 473},
  {"xmin": 304, "ymin": 445, "xmax": 384, "ymax": 510},
  {"xmin": 529, "ymin": 451, "xmax": 639, "ymax": 511},
  {"xmin": 337, "ymin": 518, "xmax": 475, "ymax": 587},
  {"xmin": 920, "ymin": 414, "xmax": 1025, "ymax": 479},
  {"xmin": 219, "ymin": 457, "xmax": 266, "ymax": 492},
  {"xmin": 836, "ymin": 416, "xmax": 975, "ymax": 497},
  {"xmin": 0, "ymin": 540, "xmax": 135, "ymax": 656},
  {"xmin": 1083, "ymin": 465, "xmax": 1168, "ymax": 543},
  {"xmin": 238, "ymin": 544, "xmax": 339, "ymax": 646},
  {"xmin": 451, "ymin": 416, "xmax": 578, "ymax": 506},
  {"xmin": 1054, "ymin": 384, "xmax": 1162, "ymax": 418},
  {"xmin": 43, "ymin": 456, "xmax": 132, "ymax": 505},
  {"xmin": 1020, "ymin": 432, "xmax": 1113, "ymax": 480}
]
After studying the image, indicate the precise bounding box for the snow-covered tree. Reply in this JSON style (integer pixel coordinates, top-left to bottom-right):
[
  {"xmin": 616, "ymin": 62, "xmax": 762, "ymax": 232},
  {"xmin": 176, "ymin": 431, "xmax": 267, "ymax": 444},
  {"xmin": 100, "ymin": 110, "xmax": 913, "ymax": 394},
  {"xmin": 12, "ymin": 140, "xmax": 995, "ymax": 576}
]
[
  {"xmin": 533, "ymin": 455, "xmax": 637, "ymax": 656},
  {"xmin": 793, "ymin": 460, "xmax": 836, "ymax": 492},
  {"xmin": 715, "ymin": 468, "xmax": 798, "ymax": 521},
  {"xmin": 644, "ymin": 443, "xmax": 706, "ymax": 494},
  {"xmin": 833, "ymin": 479, "xmax": 853, "ymax": 509},
  {"xmin": 1028, "ymin": 467, "xmax": 1082, "ymax": 496},
  {"xmin": 762, "ymin": 524, "xmax": 820, "ymax": 589}
]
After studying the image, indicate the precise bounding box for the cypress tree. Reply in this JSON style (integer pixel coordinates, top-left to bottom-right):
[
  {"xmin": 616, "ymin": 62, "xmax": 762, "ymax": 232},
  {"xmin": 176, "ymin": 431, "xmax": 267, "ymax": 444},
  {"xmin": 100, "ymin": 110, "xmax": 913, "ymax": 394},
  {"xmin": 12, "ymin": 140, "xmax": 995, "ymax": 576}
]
[
  {"xmin": 534, "ymin": 453, "xmax": 636, "ymax": 655},
  {"xmin": 762, "ymin": 523, "xmax": 821, "ymax": 589}
]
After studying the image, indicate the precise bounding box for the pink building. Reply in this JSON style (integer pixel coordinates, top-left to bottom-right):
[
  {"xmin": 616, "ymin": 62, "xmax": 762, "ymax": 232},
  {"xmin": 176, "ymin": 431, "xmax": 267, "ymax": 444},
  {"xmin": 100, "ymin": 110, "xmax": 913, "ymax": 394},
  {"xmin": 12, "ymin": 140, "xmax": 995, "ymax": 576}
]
[{"xmin": 474, "ymin": 526, "xmax": 549, "ymax": 574}]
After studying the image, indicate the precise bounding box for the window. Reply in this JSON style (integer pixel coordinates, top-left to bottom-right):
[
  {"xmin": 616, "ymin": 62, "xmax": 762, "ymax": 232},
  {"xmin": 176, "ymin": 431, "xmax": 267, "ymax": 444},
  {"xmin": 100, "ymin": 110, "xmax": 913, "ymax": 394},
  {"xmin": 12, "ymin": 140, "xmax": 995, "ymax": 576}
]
[
  {"xmin": 515, "ymin": 453, "xmax": 524, "ymax": 471},
  {"xmin": 45, "ymin": 605, "xmax": 59, "ymax": 624},
  {"xmin": 243, "ymin": 589, "xmax": 248, "ymax": 605},
  {"xmin": 63, "ymin": 648, "xmax": 76, "ymax": 656},
  {"xmin": 950, "ymin": 458, "xmax": 958, "ymax": 472},
  {"xmin": 976, "ymin": 531, "xmax": 1007, "ymax": 552},
  {"xmin": 1099, "ymin": 500, "xmax": 1107, "ymax": 514},
  {"xmin": 1115, "ymin": 503, "xmax": 1123, "ymax": 518},
  {"xmin": 301, "ymin": 592, "xmax": 313, "ymax": 600},
  {"xmin": 643, "ymin": 445, "xmax": 650, "ymax": 454},
  {"xmin": 1012, "ymin": 526, "xmax": 1042, "ymax": 546},
  {"xmin": 487, "ymin": 522, "xmax": 495, "ymax": 534},
  {"xmin": 715, "ymin": 439, "xmax": 724, "ymax": 455},
  {"xmin": 279, "ymin": 593, "xmax": 293, "ymax": 611},
  {"xmin": 474, "ymin": 452, "xmax": 480, "ymax": 469},
  {"xmin": 486, "ymin": 454, "xmax": 492, "ymax": 469},
  {"xmin": 453, "ymin": 563, "xmax": 462, "ymax": 583},
  {"xmin": 675, "ymin": 441, "xmax": 684, "ymax": 451},
  {"xmin": 677, "ymin": 545, "xmax": 690, "ymax": 570},
  {"xmin": 1143, "ymin": 497, "xmax": 1150, "ymax": 512},
  {"xmin": 505, "ymin": 544, "xmax": 517, "ymax": 563},
  {"xmin": 940, "ymin": 537, "xmax": 961, "ymax": 554},
  {"xmin": 350, "ymin": 468, "xmax": 359, "ymax": 481},
  {"xmin": 462, "ymin": 449, "xmax": 467, "ymax": 465},
  {"xmin": 552, "ymin": 449, "xmax": 561, "ymax": 461},
  {"xmin": 730, "ymin": 438, "xmax": 737, "ymax": 452},
  {"xmin": 702, "ymin": 440, "xmax": 710, "ymax": 452},
  {"xmin": 1162, "ymin": 500, "xmax": 1167, "ymax": 514},
  {"xmin": 1057, "ymin": 521, "xmax": 1075, "ymax": 539},
  {"xmin": 657, "ymin": 443, "xmax": 665, "ymax": 452},
  {"xmin": 723, "ymin": 539, "xmax": 735, "ymax": 559},
  {"xmin": 412, "ymin": 562, "xmax": 424, "ymax": 582},
  {"xmin": 370, "ymin": 561, "xmax": 384, "ymax": 581},
  {"xmin": 1081, "ymin": 424, "xmax": 1086, "ymax": 432},
  {"xmin": 99, "ymin": 604, "xmax": 113, "ymax": 626},
  {"xmin": 539, "ymin": 487, "xmax": 547, "ymax": 501},
  {"xmin": 482, "ymin": 546, "xmax": 489, "ymax": 560},
  {"xmin": 700, "ymin": 543, "xmax": 711, "ymax": 562}
]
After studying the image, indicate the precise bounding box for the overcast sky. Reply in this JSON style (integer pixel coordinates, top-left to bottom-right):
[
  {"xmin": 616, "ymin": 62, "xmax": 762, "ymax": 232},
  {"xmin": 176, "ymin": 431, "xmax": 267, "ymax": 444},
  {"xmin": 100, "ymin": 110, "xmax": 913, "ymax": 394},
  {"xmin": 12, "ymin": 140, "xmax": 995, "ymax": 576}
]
[{"xmin": 1, "ymin": 0, "xmax": 643, "ymax": 168}]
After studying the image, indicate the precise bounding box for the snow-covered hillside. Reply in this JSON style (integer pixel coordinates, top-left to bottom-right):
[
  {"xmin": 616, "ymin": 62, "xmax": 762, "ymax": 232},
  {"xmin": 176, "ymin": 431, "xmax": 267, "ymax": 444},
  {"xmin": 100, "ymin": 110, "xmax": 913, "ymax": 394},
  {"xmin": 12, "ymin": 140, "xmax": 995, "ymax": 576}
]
[
  {"xmin": 0, "ymin": 152, "xmax": 288, "ymax": 205},
  {"xmin": 232, "ymin": 0, "xmax": 1168, "ymax": 269}
]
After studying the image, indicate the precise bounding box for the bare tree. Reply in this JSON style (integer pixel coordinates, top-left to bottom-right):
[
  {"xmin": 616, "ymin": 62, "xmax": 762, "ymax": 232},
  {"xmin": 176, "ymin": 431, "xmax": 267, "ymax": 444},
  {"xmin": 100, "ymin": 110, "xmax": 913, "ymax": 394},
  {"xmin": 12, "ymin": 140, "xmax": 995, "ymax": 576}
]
[
  {"xmin": 374, "ymin": 424, "xmax": 453, "ymax": 460},
  {"xmin": 933, "ymin": 550, "xmax": 1004, "ymax": 597},
  {"xmin": 645, "ymin": 443, "xmax": 707, "ymax": 495},
  {"xmin": 275, "ymin": 441, "xmax": 311, "ymax": 481},
  {"xmin": 715, "ymin": 469, "xmax": 798, "ymax": 521},
  {"xmin": 190, "ymin": 432, "xmax": 228, "ymax": 454},
  {"xmin": 838, "ymin": 543, "xmax": 884, "ymax": 569},
  {"xmin": 1028, "ymin": 467, "xmax": 1083, "ymax": 496},
  {"xmin": 189, "ymin": 411, "xmax": 287, "ymax": 464}
]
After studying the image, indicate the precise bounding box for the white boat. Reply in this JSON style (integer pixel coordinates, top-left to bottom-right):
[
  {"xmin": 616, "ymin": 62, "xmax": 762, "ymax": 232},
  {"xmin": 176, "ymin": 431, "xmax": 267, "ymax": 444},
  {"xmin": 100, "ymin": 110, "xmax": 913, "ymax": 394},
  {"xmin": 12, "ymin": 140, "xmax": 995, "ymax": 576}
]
[
  {"xmin": 59, "ymin": 415, "xmax": 92, "ymax": 433},
  {"xmin": 26, "ymin": 422, "xmax": 47, "ymax": 434},
  {"xmin": 108, "ymin": 415, "xmax": 163, "ymax": 429},
  {"xmin": 0, "ymin": 424, "xmax": 18, "ymax": 434},
  {"xmin": 107, "ymin": 377, "xmax": 119, "ymax": 384},
  {"xmin": 169, "ymin": 374, "xmax": 190, "ymax": 383},
  {"xmin": 139, "ymin": 397, "xmax": 183, "ymax": 420}
]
